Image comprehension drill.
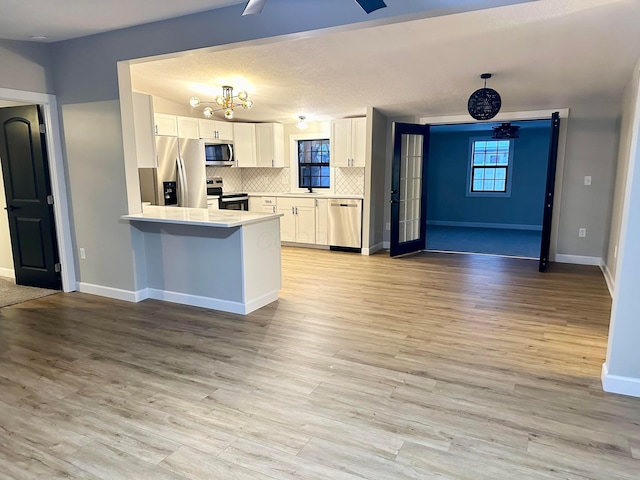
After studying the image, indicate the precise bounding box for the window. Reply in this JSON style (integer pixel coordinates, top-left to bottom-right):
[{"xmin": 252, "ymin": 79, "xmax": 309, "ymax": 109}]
[
  {"xmin": 298, "ymin": 139, "xmax": 330, "ymax": 188},
  {"xmin": 470, "ymin": 139, "xmax": 512, "ymax": 194}
]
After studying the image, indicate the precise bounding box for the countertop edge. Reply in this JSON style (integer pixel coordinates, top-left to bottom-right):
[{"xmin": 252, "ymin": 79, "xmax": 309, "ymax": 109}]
[{"xmin": 121, "ymin": 212, "xmax": 283, "ymax": 228}]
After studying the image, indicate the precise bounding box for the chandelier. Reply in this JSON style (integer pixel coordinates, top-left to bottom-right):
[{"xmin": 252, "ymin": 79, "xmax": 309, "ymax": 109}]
[{"xmin": 189, "ymin": 85, "xmax": 253, "ymax": 120}]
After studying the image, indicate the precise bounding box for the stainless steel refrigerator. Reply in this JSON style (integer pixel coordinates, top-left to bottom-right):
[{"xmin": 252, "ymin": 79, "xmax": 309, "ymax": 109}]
[{"xmin": 139, "ymin": 136, "xmax": 207, "ymax": 208}]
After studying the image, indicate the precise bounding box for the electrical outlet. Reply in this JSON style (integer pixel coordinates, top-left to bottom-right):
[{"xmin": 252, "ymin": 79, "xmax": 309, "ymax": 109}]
[
  {"xmin": 386, "ymin": 223, "xmax": 390, "ymax": 231},
  {"xmin": 584, "ymin": 176, "xmax": 592, "ymax": 186},
  {"xmin": 80, "ymin": 248, "xmax": 86, "ymax": 259},
  {"xmin": 578, "ymin": 228, "xmax": 586, "ymax": 238}
]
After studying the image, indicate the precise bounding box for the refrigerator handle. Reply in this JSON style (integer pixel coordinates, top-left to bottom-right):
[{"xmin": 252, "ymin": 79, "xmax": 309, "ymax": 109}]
[
  {"xmin": 176, "ymin": 157, "xmax": 186, "ymax": 206},
  {"xmin": 180, "ymin": 157, "xmax": 189, "ymax": 206}
]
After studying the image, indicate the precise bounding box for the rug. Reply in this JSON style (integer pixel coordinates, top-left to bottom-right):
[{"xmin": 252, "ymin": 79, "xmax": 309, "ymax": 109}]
[{"xmin": 0, "ymin": 276, "xmax": 58, "ymax": 308}]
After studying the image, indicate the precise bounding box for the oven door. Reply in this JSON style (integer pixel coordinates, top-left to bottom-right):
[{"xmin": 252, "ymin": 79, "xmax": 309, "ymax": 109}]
[{"xmin": 219, "ymin": 196, "xmax": 249, "ymax": 210}]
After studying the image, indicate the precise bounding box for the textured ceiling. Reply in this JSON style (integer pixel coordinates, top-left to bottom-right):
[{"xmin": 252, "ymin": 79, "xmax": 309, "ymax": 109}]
[
  {"xmin": 0, "ymin": 0, "xmax": 246, "ymax": 42},
  {"xmin": 130, "ymin": 0, "xmax": 640, "ymax": 124}
]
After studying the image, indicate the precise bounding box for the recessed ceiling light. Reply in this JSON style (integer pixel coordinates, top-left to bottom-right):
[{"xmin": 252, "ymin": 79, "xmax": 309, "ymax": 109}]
[{"xmin": 29, "ymin": 35, "xmax": 48, "ymax": 40}]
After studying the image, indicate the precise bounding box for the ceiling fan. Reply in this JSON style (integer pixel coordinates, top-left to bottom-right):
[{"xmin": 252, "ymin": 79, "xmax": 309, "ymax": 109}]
[{"xmin": 242, "ymin": 0, "xmax": 387, "ymax": 16}]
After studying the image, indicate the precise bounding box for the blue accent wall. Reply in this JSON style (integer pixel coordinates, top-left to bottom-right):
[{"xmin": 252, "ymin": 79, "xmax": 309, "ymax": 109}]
[{"xmin": 426, "ymin": 123, "xmax": 550, "ymax": 227}]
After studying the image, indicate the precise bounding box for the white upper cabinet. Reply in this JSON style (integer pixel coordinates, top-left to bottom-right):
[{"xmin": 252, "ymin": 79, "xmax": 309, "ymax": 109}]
[
  {"xmin": 154, "ymin": 113, "xmax": 178, "ymax": 136},
  {"xmin": 132, "ymin": 93, "xmax": 157, "ymax": 168},
  {"xmin": 255, "ymin": 123, "xmax": 284, "ymax": 167},
  {"xmin": 233, "ymin": 123, "xmax": 257, "ymax": 167},
  {"xmin": 198, "ymin": 119, "xmax": 234, "ymax": 142},
  {"xmin": 330, "ymin": 117, "xmax": 367, "ymax": 167},
  {"xmin": 176, "ymin": 116, "xmax": 200, "ymax": 139}
]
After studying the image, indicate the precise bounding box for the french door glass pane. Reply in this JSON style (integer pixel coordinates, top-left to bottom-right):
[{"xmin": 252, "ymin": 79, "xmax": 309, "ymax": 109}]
[{"xmin": 399, "ymin": 133, "xmax": 423, "ymax": 244}]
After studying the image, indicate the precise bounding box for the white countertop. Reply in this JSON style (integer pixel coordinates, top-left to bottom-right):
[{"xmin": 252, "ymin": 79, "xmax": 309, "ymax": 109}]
[
  {"xmin": 248, "ymin": 192, "xmax": 364, "ymax": 199},
  {"xmin": 122, "ymin": 205, "xmax": 282, "ymax": 228}
]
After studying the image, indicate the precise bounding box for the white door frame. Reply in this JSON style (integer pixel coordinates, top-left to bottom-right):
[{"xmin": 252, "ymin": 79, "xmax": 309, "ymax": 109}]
[
  {"xmin": 0, "ymin": 87, "xmax": 76, "ymax": 292},
  {"xmin": 418, "ymin": 108, "xmax": 570, "ymax": 262}
]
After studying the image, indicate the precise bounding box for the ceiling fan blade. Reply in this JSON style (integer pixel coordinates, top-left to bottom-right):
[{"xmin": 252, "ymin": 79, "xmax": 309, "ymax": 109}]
[
  {"xmin": 242, "ymin": 0, "xmax": 267, "ymax": 16},
  {"xmin": 354, "ymin": 0, "xmax": 387, "ymax": 14}
]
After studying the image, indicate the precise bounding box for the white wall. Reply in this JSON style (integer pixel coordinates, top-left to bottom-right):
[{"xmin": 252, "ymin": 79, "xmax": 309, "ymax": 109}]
[{"xmin": 0, "ymin": 161, "xmax": 14, "ymax": 277}]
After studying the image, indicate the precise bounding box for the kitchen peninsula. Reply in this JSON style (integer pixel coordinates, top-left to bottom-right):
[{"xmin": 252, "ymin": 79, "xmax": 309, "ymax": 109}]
[{"xmin": 122, "ymin": 206, "xmax": 282, "ymax": 315}]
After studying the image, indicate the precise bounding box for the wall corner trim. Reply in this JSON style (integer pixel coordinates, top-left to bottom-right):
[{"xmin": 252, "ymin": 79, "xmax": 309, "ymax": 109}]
[
  {"xmin": 0, "ymin": 267, "xmax": 15, "ymax": 279},
  {"xmin": 602, "ymin": 363, "xmax": 640, "ymax": 398},
  {"xmin": 362, "ymin": 243, "xmax": 384, "ymax": 256},
  {"xmin": 600, "ymin": 263, "xmax": 615, "ymax": 298}
]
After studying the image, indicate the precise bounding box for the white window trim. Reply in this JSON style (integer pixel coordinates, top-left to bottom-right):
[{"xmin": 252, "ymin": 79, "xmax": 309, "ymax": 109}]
[
  {"xmin": 466, "ymin": 137, "xmax": 514, "ymax": 198},
  {"xmin": 288, "ymin": 132, "xmax": 333, "ymax": 194}
]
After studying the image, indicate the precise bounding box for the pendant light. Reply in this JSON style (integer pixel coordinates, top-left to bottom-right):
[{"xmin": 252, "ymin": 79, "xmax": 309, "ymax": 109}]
[{"xmin": 467, "ymin": 73, "xmax": 502, "ymax": 121}]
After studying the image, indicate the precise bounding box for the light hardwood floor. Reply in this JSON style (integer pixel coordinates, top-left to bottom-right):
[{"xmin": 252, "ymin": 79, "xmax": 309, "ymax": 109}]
[{"xmin": 0, "ymin": 248, "xmax": 638, "ymax": 479}]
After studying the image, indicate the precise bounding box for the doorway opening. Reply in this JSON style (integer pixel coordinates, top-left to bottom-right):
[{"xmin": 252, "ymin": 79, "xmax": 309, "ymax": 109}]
[
  {"xmin": 0, "ymin": 89, "xmax": 75, "ymax": 292},
  {"xmin": 425, "ymin": 119, "xmax": 551, "ymax": 259}
]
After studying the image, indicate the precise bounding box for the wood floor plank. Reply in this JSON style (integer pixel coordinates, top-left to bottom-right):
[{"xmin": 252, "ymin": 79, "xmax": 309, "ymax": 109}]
[{"xmin": 0, "ymin": 249, "xmax": 638, "ymax": 479}]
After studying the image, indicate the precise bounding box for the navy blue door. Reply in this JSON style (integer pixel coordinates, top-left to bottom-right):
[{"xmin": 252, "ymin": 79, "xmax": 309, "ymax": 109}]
[{"xmin": 390, "ymin": 123, "xmax": 430, "ymax": 257}]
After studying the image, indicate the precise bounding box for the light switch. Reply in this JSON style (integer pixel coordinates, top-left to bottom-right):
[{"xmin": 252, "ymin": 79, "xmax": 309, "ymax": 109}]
[{"xmin": 584, "ymin": 176, "xmax": 592, "ymax": 186}]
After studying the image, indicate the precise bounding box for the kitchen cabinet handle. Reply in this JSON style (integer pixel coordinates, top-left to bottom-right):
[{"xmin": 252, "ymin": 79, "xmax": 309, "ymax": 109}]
[
  {"xmin": 155, "ymin": 125, "xmax": 158, "ymax": 135},
  {"xmin": 291, "ymin": 207, "xmax": 294, "ymax": 215},
  {"xmin": 271, "ymin": 159, "xmax": 274, "ymax": 167}
]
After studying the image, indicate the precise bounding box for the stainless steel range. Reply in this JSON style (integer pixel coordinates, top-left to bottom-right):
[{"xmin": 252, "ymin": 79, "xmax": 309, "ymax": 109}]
[{"xmin": 206, "ymin": 177, "xmax": 249, "ymax": 211}]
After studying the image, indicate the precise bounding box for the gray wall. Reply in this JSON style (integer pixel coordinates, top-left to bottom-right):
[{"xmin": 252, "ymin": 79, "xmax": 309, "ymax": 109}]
[
  {"xmin": 0, "ymin": 39, "xmax": 55, "ymax": 94},
  {"xmin": 0, "ymin": 39, "xmax": 55, "ymax": 276},
  {"xmin": 605, "ymin": 61, "xmax": 640, "ymax": 383},
  {"xmin": 60, "ymin": 100, "xmax": 138, "ymax": 290},
  {"xmin": 605, "ymin": 77, "xmax": 637, "ymax": 281},
  {"xmin": 367, "ymin": 107, "xmax": 388, "ymax": 249},
  {"xmin": 426, "ymin": 125, "xmax": 549, "ymax": 227},
  {"xmin": 555, "ymin": 108, "xmax": 619, "ymax": 259}
]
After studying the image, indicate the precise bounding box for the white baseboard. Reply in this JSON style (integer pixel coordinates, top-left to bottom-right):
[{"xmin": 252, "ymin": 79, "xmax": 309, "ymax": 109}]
[
  {"xmin": 554, "ymin": 254, "xmax": 603, "ymax": 266},
  {"xmin": 146, "ymin": 288, "xmax": 278, "ymax": 315},
  {"xmin": 0, "ymin": 267, "xmax": 15, "ymax": 279},
  {"xmin": 362, "ymin": 242, "xmax": 384, "ymax": 256},
  {"xmin": 602, "ymin": 363, "xmax": 640, "ymax": 398},
  {"xmin": 383, "ymin": 241, "xmax": 390, "ymax": 249},
  {"xmin": 76, "ymin": 282, "xmax": 141, "ymax": 302},
  {"xmin": 600, "ymin": 263, "xmax": 615, "ymax": 298},
  {"xmin": 426, "ymin": 220, "xmax": 542, "ymax": 231}
]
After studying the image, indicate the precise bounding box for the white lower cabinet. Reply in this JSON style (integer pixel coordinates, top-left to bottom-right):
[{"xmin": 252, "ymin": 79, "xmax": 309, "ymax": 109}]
[
  {"xmin": 315, "ymin": 198, "xmax": 329, "ymax": 245},
  {"xmin": 249, "ymin": 196, "xmax": 277, "ymax": 213},
  {"xmin": 277, "ymin": 197, "xmax": 316, "ymax": 243}
]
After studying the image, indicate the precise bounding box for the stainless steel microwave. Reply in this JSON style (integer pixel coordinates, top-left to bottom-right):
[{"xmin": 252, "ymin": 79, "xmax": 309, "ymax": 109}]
[{"xmin": 204, "ymin": 141, "xmax": 234, "ymax": 166}]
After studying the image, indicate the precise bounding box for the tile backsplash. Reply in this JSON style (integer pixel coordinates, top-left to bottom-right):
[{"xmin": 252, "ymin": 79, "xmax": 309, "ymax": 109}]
[
  {"xmin": 206, "ymin": 166, "xmax": 243, "ymax": 192},
  {"xmin": 206, "ymin": 166, "xmax": 365, "ymax": 196},
  {"xmin": 335, "ymin": 167, "xmax": 365, "ymax": 196},
  {"xmin": 242, "ymin": 168, "xmax": 290, "ymax": 193}
]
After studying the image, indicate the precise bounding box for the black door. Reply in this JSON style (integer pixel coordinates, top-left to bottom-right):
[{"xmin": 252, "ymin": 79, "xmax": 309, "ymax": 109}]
[
  {"xmin": 390, "ymin": 122, "xmax": 430, "ymax": 257},
  {"xmin": 0, "ymin": 105, "xmax": 61, "ymax": 289},
  {"xmin": 539, "ymin": 112, "xmax": 561, "ymax": 272}
]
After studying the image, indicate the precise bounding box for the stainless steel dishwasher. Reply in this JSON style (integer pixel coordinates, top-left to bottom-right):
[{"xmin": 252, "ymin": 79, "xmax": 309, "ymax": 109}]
[{"xmin": 328, "ymin": 199, "xmax": 362, "ymax": 249}]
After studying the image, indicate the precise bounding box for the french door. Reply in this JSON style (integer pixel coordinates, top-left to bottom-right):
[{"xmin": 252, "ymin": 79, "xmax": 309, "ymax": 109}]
[
  {"xmin": 390, "ymin": 123, "xmax": 430, "ymax": 257},
  {"xmin": 539, "ymin": 112, "xmax": 561, "ymax": 272}
]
